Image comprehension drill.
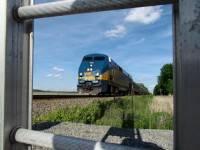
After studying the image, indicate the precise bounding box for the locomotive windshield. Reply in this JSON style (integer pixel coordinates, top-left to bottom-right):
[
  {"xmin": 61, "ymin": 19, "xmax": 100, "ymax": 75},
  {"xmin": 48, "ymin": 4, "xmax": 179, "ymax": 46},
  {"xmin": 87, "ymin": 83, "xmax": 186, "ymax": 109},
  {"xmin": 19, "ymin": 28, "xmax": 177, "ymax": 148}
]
[
  {"xmin": 94, "ymin": 56, "xmax": 105, "ymax": 60},
  {"xmin": 83, "ymin": 57, "xmax": 93, "ymax": 61},
  {"xmin": 82, "ymin": 56, "xmax": 105, "ymax": 61}
]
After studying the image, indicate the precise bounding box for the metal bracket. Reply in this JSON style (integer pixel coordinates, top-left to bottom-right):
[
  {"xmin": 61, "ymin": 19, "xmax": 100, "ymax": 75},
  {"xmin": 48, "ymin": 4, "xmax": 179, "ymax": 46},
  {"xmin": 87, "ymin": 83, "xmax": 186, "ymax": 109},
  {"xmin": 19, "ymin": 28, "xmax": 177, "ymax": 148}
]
[
  {"xmin": 9, "ymin": 126, "xmax": 22, "ymax": 143},
  {"xmin": 12, "ymin": 6, "xmax": 24, "ymax": 23}
]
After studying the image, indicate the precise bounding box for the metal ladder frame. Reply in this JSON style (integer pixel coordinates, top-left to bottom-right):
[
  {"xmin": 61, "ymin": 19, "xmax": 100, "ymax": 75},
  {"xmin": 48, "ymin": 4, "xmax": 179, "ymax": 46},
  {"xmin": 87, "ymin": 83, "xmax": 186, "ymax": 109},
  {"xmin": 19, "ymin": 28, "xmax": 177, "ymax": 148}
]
[{"xmin": 1, "ymin": 0, "xmax": 200, "ymax": 149}]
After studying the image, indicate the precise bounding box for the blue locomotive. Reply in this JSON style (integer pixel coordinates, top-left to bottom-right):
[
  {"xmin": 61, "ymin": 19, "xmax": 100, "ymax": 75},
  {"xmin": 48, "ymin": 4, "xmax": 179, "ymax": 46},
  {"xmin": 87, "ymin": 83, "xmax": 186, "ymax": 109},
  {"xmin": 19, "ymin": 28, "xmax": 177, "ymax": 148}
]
[{"xmin": 77, "ymin": 53, "xmax": 148, "ymax": 95}]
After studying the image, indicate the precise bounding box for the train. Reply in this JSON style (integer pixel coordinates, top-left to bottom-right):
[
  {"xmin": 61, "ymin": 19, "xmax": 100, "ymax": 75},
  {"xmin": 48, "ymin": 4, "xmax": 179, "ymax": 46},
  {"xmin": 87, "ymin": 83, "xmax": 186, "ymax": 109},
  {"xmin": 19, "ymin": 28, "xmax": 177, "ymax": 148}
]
[{"xmin": 77, "ymin": 53, "xmax": 149, "ymax": 95}]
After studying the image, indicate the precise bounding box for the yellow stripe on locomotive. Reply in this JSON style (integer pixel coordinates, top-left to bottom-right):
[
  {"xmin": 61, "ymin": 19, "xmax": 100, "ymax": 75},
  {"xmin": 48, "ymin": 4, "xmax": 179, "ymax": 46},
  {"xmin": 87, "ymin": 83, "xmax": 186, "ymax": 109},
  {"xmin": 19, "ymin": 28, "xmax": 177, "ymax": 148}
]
[{"xmin": 98, "ymin": 71, "xmax": 110, "ymax": 80}]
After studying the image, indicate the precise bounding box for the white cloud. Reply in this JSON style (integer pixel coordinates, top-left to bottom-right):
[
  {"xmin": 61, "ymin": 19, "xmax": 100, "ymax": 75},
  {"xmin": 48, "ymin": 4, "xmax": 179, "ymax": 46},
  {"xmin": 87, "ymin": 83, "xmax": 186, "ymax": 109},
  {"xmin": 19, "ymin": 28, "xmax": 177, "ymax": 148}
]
[
  {"xmin": 105, "ymin": 25, "xmax": 126, "ymax": 38},
  {"xmin": 46, "ymin": 73, "xmax": 62, "ymax": 79},
  {"xmin": 52, "ymin": 66, "xmax": 64, "ymax": 72},
  {"xmin": 46, "ymin": 67, "xmax": 64, "ymax": 79},
  {"xmin": 46, "ymin": 74, "xmax": 53, "ymax": 77},
  {"xmin": 53, "ymin": 74, "xmax": 62, "ymax": 78},
  {"xmin": 124, "ymin": 6, "xmax": 163, "ymax": 24}
]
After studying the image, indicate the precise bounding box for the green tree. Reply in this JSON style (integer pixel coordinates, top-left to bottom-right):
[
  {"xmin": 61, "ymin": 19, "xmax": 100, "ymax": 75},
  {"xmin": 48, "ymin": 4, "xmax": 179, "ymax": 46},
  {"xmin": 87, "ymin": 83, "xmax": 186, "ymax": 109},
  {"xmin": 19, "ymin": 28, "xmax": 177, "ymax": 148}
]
[
  {"xmin": 153, "ymin": 64, "xmax": 173, "ymax": 95},
  {"xmin": 153, "ymin": 84, "xmax": 160, "ymax": 95}
]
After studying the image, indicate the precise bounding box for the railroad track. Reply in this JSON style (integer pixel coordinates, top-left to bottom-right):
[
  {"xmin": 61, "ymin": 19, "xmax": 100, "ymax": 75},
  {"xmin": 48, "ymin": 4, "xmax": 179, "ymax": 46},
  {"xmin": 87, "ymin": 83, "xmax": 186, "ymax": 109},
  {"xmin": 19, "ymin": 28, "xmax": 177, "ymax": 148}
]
[
  {"xmin": 33, "ymin": 94, "xmax": 98, "ymax": 99},
  {"xmin": 33, "ymin": 93, "xmax": 117, "ymax": 99}
]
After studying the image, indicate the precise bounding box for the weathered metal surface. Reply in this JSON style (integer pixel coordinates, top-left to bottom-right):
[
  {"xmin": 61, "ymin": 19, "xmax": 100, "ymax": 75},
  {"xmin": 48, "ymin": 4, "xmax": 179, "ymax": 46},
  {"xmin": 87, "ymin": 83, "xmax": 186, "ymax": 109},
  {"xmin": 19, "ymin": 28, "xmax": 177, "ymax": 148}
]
[
  {"xmin": 0, "ymin": 1, "xmax": 6, "ymax": 149},
  {"xmin": 0, "ymin": 0, "xmax": 33, "ymax": 149},
  {"xmin": 29, "ymin": 21, "xmax": 34, "ymax": 131},
  {"xmin": 14, "ymin": 0, "xmax": 174, "ymax": 21},
  {"xmin": 173, "ymin": 0, "xmax": 200, "ymax": 149},
  {"xmin": 14, "ymin": 128, "xmax": 138, "ymax": 150}
]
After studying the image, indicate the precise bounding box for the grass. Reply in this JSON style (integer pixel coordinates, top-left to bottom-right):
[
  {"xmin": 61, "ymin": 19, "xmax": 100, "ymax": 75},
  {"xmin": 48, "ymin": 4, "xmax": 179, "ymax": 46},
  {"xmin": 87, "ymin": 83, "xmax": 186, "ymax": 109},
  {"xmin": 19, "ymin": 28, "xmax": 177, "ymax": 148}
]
[
  {"xmin": 33, "ymin": 96, "xmax": 173, "ymax": 130},
  {"xmin": 150, "ymin": 95, "xmax": 173, "ymax": 114},
  {"xmin": 133, "ymin": 95, "xmax": 173, "ymax": 129},
  {"xmin": 33, "ymin": 103, "xmax": 103, "ymax": 124}
]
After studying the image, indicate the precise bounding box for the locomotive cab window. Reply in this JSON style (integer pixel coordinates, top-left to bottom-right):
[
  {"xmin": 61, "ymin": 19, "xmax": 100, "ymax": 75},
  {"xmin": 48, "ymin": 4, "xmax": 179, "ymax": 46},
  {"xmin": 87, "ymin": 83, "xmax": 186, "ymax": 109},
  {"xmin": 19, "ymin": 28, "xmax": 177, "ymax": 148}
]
[
  {"xmin": 83, "ymin": 57, "xmax": 93, "ymax": 61},
  {"xmin": 94, "ymin": 56, "xmax": 105, "ymax": 60}
]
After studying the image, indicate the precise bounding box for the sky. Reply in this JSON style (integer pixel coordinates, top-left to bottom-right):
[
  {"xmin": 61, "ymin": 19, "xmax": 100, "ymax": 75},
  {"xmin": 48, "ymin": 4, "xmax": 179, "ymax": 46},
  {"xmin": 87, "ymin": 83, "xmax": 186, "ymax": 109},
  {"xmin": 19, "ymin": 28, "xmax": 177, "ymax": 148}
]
[{"xmin": 33, "ymin": 0, "xmax": 173, "ymax": 93}]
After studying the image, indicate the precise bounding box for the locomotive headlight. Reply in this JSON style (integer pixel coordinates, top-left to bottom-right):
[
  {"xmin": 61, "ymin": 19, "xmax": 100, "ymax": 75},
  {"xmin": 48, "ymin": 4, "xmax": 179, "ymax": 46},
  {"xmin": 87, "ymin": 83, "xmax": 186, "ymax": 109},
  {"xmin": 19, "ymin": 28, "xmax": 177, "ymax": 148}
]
[
  {"xmin": 96, "ymin": 72, "xmax": 99, "ymax": 76},
  {"xmin": 79, "ymin": 72, "xmax": 83, "ymax": 76},
  {"xmin": 87, "ymin": 68, "xmax": 90, "ymax": 71},
  {"xmin": 90, "ymin": 68, "xmax": 92, "ymax": 71}
]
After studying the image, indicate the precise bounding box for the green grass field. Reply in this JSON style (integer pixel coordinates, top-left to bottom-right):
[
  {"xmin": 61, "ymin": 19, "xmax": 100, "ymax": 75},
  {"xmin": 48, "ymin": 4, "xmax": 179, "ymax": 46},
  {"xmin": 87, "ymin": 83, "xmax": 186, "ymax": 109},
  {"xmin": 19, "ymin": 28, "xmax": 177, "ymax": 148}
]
[{"xmin": 33, "ymin": 96, "xmax": 173, "ymax": 130}]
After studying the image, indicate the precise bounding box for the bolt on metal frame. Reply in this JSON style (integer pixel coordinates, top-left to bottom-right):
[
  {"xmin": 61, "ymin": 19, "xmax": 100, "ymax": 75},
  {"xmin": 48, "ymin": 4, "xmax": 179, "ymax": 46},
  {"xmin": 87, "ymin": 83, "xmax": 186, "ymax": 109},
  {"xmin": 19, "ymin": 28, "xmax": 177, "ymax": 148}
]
[{"xmin": 1, "ymin": 0, "xmax": 200, "ymax": 150}]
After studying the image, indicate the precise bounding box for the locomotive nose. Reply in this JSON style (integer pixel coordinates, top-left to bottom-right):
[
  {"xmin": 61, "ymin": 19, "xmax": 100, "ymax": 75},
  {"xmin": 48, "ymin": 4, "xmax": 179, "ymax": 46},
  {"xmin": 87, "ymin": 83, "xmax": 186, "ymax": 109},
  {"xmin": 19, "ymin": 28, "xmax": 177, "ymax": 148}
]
[
  {"xmin": 86, "ymin": 62, "xmax": 94, "ymax": 72},
  {"xmin": 89, "ymin": 62, "xmax": 94, "ymax": 67}
]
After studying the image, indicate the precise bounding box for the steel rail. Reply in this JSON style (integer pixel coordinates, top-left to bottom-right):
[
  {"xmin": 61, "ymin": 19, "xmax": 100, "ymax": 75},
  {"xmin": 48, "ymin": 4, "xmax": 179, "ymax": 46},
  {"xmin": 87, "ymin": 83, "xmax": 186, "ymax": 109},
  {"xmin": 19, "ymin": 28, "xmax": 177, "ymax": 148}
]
[
  {"xmin": 33, "ymin": 94, "xmax": 99, "ymax": 99},
  {"xmin": 13, "ymin": 0, "xmax": 174, "ymax": 21},
  {"xmin": 10, "ymin": 128, "xmax": 139, "ymax": 150},
  {"xmin": 33, "ymin": 94, "xmax": 120, "ymax": 99}
]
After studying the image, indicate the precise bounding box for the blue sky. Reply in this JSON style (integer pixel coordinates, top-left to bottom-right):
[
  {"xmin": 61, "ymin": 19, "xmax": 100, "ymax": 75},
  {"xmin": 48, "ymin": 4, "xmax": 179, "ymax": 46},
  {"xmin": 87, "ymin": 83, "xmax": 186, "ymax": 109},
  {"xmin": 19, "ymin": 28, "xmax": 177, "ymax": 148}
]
[{"xmin": 33, "ymin": 1, "xmax": 173, "ymax": 93}]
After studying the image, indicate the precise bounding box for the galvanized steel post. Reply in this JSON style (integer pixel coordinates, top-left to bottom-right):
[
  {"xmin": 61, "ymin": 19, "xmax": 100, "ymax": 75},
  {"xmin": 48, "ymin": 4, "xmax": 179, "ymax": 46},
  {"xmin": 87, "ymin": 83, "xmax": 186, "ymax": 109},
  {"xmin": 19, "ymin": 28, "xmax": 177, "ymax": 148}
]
[
  {"xmin": 173, "ymin": 0, "xmax": 200, "ymax": 149},
  {"xmin": 0, "ymin": 0, "xmax": 33, "ymax": 149}
]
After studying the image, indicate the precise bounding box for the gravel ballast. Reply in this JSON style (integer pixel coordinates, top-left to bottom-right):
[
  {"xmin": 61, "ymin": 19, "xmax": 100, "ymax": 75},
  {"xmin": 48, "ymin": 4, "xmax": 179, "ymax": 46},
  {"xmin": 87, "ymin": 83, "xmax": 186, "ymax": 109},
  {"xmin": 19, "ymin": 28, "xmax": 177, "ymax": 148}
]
[
  {"xmin": 32, "ymin": 122, "xmax": 173, "ymax": 150},
  {"xmin": 33, "ymin": 97, "xmax": 114, "ymax": 117}
]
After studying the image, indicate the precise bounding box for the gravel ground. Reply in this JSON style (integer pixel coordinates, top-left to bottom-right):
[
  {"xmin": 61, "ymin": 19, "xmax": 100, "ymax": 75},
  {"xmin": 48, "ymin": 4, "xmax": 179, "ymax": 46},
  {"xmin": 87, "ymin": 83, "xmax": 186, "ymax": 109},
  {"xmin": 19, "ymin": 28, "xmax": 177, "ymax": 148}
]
[
  {"xmin": 33, "ymin": 97, "xmax": 114, "ymax": 116},
  {"xmin": 32, "ymin": 122, "xmax": 173, "ymax": 150}
]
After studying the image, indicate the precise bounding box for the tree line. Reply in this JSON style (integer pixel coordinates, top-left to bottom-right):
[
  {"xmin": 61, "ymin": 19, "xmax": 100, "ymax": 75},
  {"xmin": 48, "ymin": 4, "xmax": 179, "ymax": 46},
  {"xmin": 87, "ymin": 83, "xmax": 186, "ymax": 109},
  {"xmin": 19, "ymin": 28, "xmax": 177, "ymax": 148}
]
[{"xmin": 153, "ymin": 63, "xmax": 173, "ymax": 95}]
